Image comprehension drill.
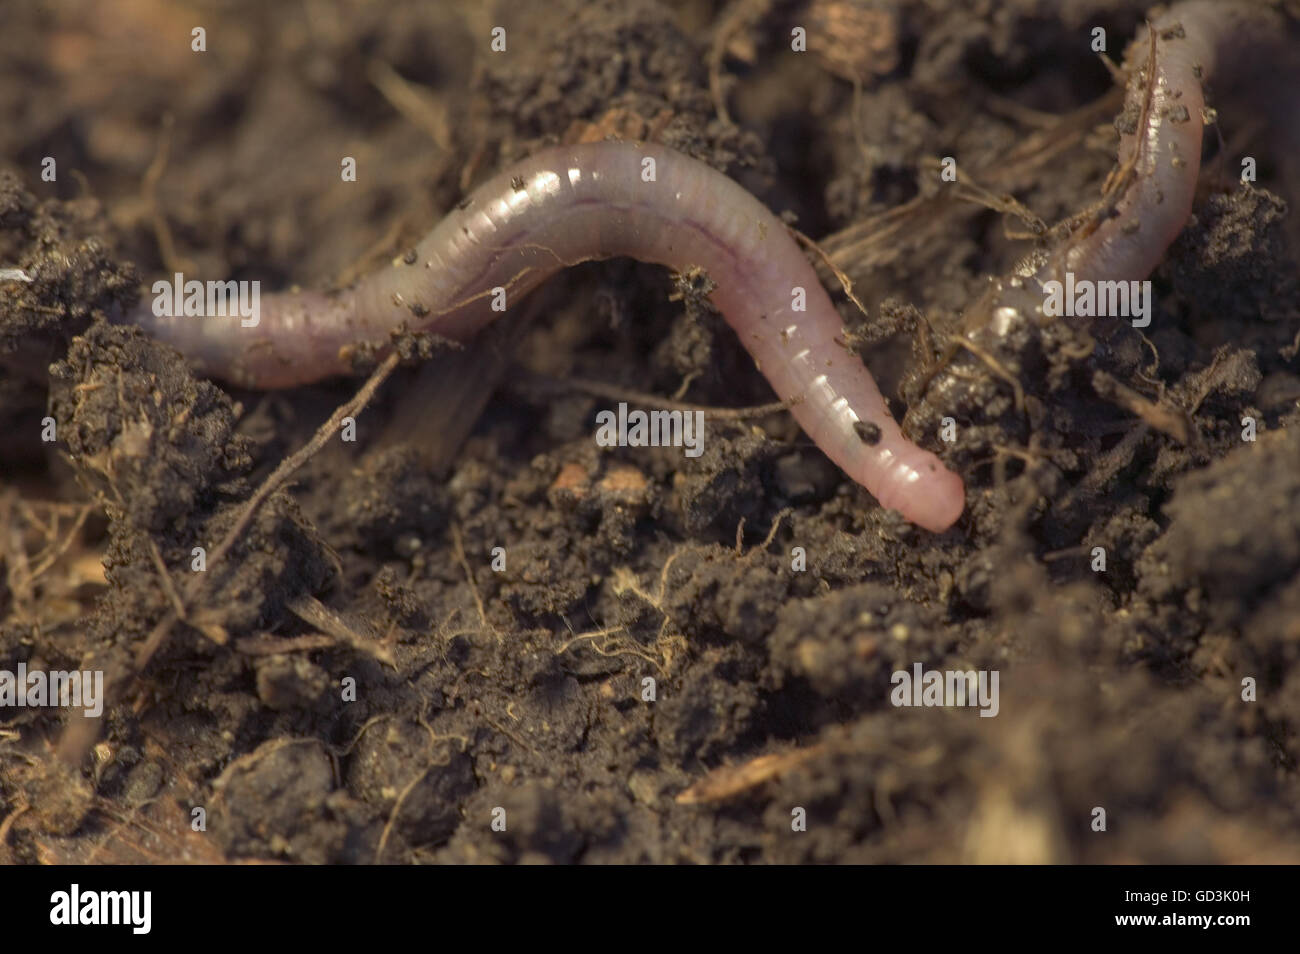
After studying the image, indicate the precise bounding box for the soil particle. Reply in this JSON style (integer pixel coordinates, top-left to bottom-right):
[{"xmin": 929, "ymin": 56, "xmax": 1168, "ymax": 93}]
[
  {"xmin": 212, "ymin": 739, "xmax": 374, "ymax": 864},
  {"xmin": 769, "ymin": 583, "xmax": 946, "ymax": 698},
  {"xmin": 1169, "ymin": 185, "xmax": 1297, "ymax": 325},
  {"xmin": 48, "ymin": 323, "xmax": 252, "ymax": 533},
  {"xmin": 345, "ymin": 719, "xmax": 476, "ymax": 851},
  {"xmin": 255, "ymin": 655, "xmax": 332, "ymax": 712},
  {"xmin": 1138, "ymin": 427, "xmax": 1300, "ymax": 615}
]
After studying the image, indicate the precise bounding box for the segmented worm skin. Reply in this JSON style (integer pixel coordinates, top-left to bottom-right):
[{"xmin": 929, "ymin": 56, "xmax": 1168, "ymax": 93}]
[
  {"xmin": 972, "ymin": 0, "xmax": 1291, "ymax": 330},
  {"xmin": 130, "ymin": 141, "xmax": 967, "ymax": 532}
]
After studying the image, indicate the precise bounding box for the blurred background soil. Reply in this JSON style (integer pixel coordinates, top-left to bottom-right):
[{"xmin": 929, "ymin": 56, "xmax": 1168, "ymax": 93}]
[{"xmin": 1, "ymin": 0, "xmax": 1298, "ymax": 863}]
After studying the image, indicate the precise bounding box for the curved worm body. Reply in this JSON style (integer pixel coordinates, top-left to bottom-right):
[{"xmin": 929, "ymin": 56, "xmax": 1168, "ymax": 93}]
[
  {"xmin": 972, "ymin": 0, "xmax": 1294, "ymax": 332},
  {"xmin": 130, "ymin": 141, "xmax": 966, "ymax": 532}
]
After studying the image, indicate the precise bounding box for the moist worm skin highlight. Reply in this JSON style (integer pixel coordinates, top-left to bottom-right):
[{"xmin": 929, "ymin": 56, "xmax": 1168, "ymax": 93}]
[{"xmin": 129, "ymin": 140, "xmax": 967, "ymax": 533}]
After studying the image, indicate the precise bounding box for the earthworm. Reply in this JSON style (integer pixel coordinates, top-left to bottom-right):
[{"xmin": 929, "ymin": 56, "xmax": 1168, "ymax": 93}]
[
  {"xmin": 127, "ymin": 140, "xmax": 967, "ymax": 532},
  {"xmin": 968, "ymin": 0, "xmax": 1294, "ymax": 336}
]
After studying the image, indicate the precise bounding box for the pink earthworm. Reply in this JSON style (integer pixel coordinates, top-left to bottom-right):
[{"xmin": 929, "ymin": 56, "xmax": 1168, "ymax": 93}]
[
  {"xmin": 970, "ymin": 0, "xmax": 1294, "ymax": 335},
  {"xmin": 1061, "ymin": 0, "xmax": 1291, "ymax": 285},
  {"xmin": 128, "ymin": 140, "xmax": 967, "ymax": 532}
]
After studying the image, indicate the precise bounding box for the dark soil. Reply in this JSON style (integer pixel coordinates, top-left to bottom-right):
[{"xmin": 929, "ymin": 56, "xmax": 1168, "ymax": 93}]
[{"xmin": 2, "ymin": 0, "xmax": 1298, "ymax": 864}]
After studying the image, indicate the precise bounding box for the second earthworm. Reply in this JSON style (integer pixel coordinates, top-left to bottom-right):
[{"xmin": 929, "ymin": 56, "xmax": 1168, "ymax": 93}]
[{"xmin": 966, "ymin": 1, "xmax": 1295, "ymax": 337}]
